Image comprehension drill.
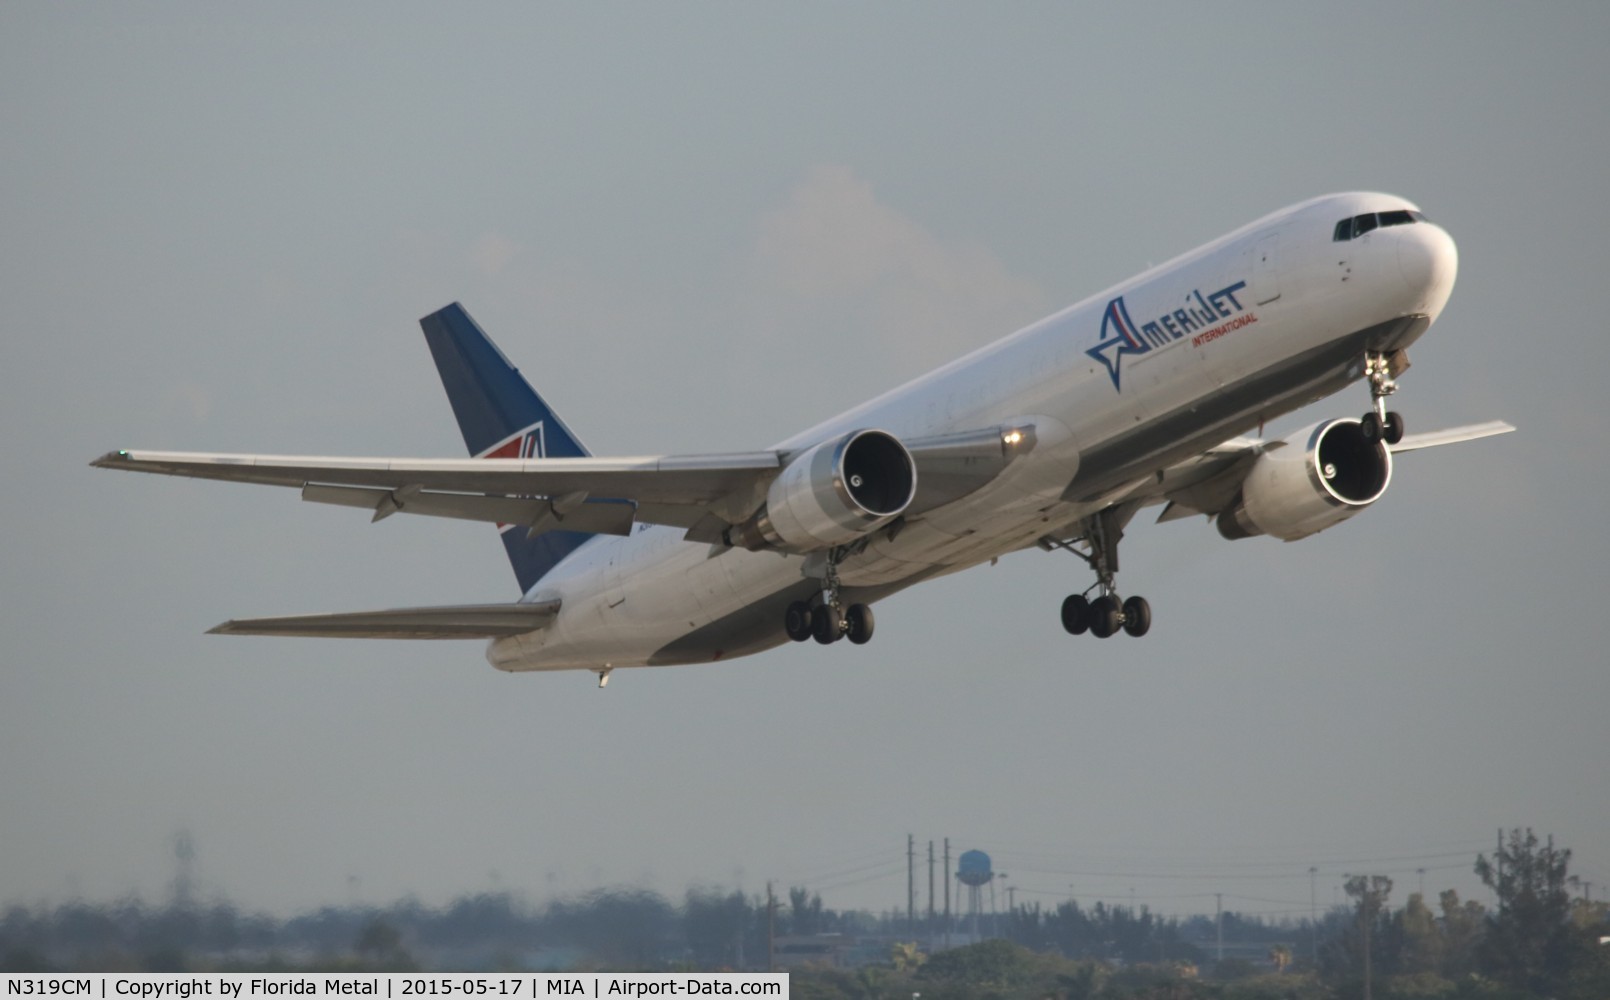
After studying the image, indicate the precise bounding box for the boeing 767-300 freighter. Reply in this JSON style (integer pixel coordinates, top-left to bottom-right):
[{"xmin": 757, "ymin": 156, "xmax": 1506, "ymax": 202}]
[{"xmin": 94, "ymin": 192, "xmax": 1512, "ymax": 685}]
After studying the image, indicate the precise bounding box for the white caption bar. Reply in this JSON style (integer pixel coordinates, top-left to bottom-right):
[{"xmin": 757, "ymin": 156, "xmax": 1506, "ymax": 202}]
[{"xmin": 3, "ymin": 975, "xmax": 787, "ymax": 1000}]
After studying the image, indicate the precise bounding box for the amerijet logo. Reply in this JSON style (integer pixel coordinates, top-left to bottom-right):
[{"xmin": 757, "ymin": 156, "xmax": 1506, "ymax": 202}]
[
  {"xmin": 478, "ymin": 422, "xmax": 546, "ymax": 461},
  {"xmin": 1087, "ymin": 280, "xmax": 1251, "ymax": 390}
]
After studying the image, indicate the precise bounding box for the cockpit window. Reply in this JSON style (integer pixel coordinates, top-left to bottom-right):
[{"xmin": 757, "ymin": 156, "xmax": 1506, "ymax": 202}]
[{"xmin": 1332, "ymin": 208, "xmax": 1428, "ymax": 241}]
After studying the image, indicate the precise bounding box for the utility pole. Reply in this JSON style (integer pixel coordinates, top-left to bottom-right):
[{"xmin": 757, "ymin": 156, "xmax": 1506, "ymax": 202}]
[
  {"xmin": 943, "ymin": 838, "xmax": 951, "ymax": 948},
  {"xmin": 1346, "ymin": 874, "xmax": 1389, "ymax": 1000},
  {"xmin": 1417, "ymin": 867, "xmax": 1426, "ymax": 900},
  {"xmin": 907, "ymin": 834, "xmax": 916, "ymax": 936},
  {"xmin": 1362, "ymin": 889, "xmax": 1373, "ymax": 1000},
  {"xmin": 172, "ymin": 831, "xmax": 196, "ymax": 911},
  {"xmin": 928, "ymin": 841, "xmax": 936, "ymax": 933},
  {"xmin": 1496, "ymin": 829, "xmax": 1504, "ymax": 914},
  {"xmin": 1215, "ymin": 893, "xmax": 1223, "ymax": 963},
  {"xmin": 766, "ymin": 882, "xmax": 775, "ymax": 973},
  {"xmin": 1309, "ymin": 866, "xmax": 1318, "ymax": 965}
]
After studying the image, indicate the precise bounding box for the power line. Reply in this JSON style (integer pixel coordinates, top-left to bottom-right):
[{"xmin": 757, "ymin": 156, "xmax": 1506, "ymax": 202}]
[
  {"xmin": 783, "ymin": 845, "xmax": 905, "ymax": 883},
  {"xmin": 806, "ymin": 863, "xmax": 905, "ymax": 893},
  {"xmin": 967, "ymin": 838, "xmax": 1493, "ymax": 867},
  {"xmin": 990, "ymin": 860, "xmax": 1469, "ymax": 884},
  {"xmin": 787, "ymin": 855, "xmax": 904, "ymax": 887}
]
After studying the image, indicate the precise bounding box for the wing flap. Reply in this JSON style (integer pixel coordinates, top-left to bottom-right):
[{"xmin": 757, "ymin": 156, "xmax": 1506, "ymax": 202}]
[
  {"xmin": 300, "ymin": 484, "xmax": 638, "ymax": 536},
  {"xmin": 207, "ymin": 600, "xmax": 561, "ymax": 639}
]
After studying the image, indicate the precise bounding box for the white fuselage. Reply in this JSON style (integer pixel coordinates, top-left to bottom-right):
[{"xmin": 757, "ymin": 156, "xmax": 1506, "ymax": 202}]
[{"xmin": 487, "ymin": 193, "xmax": 1457, "ymax": 672}]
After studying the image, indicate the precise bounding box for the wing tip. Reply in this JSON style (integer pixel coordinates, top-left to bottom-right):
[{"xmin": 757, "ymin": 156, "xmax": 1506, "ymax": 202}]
[{"xmin": 90, "ymin": 450, "xmax": 132, "ymax": 469}]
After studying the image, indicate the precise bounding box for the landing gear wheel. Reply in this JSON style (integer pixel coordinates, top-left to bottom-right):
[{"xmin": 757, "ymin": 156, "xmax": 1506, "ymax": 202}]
[
  {"xmin": 812, "ymin": 605, "xmax": 843, "ymax": 644},
  {"xmin": 1089, "ymin": 596, "xmax": 1121, "ymax": 638},
  {"xmin": 1061, "ymin": 594, "xmax": 1090, "ymax": 635},
  {"xmin": 1122, "ymin": 595, "xmax": 1152, "ymax": 637},
  {"xmin": 1383, "ymin": 410, "xmax": 1405, "ymax": 445},
  {"xmin": 845, "ymin": 604, "xmax": 875, "ymax": 645},
  {"xmin": 784, "ymin": 601, "xmax": 814, "ymax": 642},
  {"xmin": 1360, "ymin": 411, "xmax": 1382, "ymax": 441}
]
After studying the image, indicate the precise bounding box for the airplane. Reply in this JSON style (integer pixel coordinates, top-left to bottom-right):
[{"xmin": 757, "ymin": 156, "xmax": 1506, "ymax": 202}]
[{"xmin": 94, "ymin": 192, "xmax": 1513, "ymax": 686}]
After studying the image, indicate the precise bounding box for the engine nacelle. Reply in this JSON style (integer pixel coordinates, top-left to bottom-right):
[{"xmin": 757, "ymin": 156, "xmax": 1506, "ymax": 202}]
[
  {"xmin": 1217, "ymin": 418, "xmax": 1392, "ymax": 541},
  {"xmin": 731, "ymin": 429, "xmax": 917, "ymax": 553}
]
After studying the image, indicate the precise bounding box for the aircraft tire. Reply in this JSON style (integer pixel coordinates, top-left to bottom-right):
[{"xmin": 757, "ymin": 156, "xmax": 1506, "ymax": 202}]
[
  {"xmin": 1061, "ymin": 594, "xmax": 1090, "ymax": 635},
  {"xmin": 846, "ymin": 604, "xmax": 875, "ymax": 645},
  {"xmin": 813, "ymin": 606, "xmax": 843, "ymax": 644},
  {"xmin": 1089, "ymin": 596, "xmax": 1121, "ymax": 638},
  {"xmin": 1383, "ymin": 411, "xmax": 1405, "ymax": 445},
  {"xmin": 1122, "ymin": 596, "xmax": 1152, "ymax": 637},
  {"xmin": 1360, "ymin": 411, "xmax": 1381, "ymax": 441},
  {"xmin": 784, "ymin": 601, "xmax": 814, "ymax": 642},
  {"xmin": 1088, "ymin": 595, "xmax": 1127, "ymax": 634}
]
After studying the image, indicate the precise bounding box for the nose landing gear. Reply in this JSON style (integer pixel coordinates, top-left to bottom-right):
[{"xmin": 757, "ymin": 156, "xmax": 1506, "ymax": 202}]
[
  {"xmin": 1359, "ymin": 351, "xmax": 1406, "ymax": 445},
  {"xmin": 1043, "ymin": 505, "xmax": 1151, "ymax": 639}
]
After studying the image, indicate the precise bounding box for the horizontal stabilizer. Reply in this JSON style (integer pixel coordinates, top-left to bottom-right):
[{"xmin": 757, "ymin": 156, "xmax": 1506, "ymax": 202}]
[{"xmin": 207, "ymin": 601, "xmax": 560, "ymax": 639}]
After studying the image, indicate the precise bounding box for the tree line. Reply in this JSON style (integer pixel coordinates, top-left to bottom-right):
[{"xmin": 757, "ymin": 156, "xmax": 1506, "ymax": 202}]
[{"xmin": 3, "ymin": 829, "xmax": 1605, "ymax": 999}]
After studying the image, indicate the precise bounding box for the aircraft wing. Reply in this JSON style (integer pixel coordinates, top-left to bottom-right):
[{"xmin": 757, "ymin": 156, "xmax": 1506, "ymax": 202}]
[
  {"xmin": 92, "ymin": 423, "xmax": 1037, "ymax": 538},
  {"xmin": 1143, "ymin": 419, "xmax": 1515, "ymax": 521},
  {"xmin": 92, "ymin": 448, "xmax": 786, "ymax": 533},
  {"xmin": 1384, "ymin": 419, "xmax": 1516, "ymax": 453},
  {"xmin": 207, "ymin": 600, "xmax": 561, "ymax": 639}
]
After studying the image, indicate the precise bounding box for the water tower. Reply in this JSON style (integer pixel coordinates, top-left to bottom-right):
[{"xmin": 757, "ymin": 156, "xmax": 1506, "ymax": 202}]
[{"xmin": 956, "ymin": 849, "xmax": 992, "ymax": 938}]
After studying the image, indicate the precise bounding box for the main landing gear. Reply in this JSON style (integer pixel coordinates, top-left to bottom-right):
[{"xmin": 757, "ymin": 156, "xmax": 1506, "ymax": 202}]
[
  {"xmin": 1043, "ymin": 506, "xmax": 1152, "ymax": 639},
  {"xmin": 1359, "ymin": 351, "xmax": 1405, "ymax": 445},
  {"xmin": 783, "ymin": 546, "xmax": 875, "ymax": 646}
]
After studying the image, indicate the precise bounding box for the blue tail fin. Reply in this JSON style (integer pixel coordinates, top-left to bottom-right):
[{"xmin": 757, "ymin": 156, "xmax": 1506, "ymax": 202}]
[{"xmin": 420, "ymin": 302, "xmax": 595, "ymax": 594}]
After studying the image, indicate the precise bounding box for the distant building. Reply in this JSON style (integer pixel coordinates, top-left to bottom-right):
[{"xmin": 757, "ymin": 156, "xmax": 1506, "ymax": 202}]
[{"xmin": 770, "ymin": 933, "xmax": 858, "ymax": 970}]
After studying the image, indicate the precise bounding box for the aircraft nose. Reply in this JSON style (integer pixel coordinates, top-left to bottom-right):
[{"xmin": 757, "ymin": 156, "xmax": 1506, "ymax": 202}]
[{"xmin": 1397, "ymin": 222, "xmax": 1458, "ymax": 318}]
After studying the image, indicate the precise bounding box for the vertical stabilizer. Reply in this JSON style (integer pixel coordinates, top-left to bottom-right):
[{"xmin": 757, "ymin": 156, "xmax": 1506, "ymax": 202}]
[{"xmin": 420, "ymin": 302, "xmax": 595, "ymax": 593}]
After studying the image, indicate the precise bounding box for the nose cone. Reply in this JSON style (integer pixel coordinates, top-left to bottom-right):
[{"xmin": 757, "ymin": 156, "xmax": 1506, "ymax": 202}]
[{"xmin": 1397, "ymin": 222, "xmax": 1458, "ymax": 319}]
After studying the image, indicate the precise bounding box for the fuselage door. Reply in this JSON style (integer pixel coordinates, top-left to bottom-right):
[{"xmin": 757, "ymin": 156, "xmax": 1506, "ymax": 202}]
[{"xmin": 1248, "ymin": 231, "xmax": 1281, "ymax": 305}]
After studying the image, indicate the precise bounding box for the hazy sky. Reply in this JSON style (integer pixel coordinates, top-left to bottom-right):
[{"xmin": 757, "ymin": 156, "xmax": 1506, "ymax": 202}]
[{"xmin": 3, "ymin": 3, "xmax": 1607, "ymax": 922}]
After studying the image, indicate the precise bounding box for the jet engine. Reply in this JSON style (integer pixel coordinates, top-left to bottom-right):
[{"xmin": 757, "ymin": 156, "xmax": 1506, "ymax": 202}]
[
  {"xmin": 730, "ymin": 429, "xmax": 917, "ymax": 553},
  {"xmin": 1217, "ymin": 418, "xmax": 1392, "ymax": 541}
]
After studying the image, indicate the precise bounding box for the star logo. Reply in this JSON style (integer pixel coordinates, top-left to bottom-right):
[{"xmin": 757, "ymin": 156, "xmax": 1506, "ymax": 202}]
[{"xmin": 1086, "ymin": 297, "xmax": 1148, "ymax": 390}]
